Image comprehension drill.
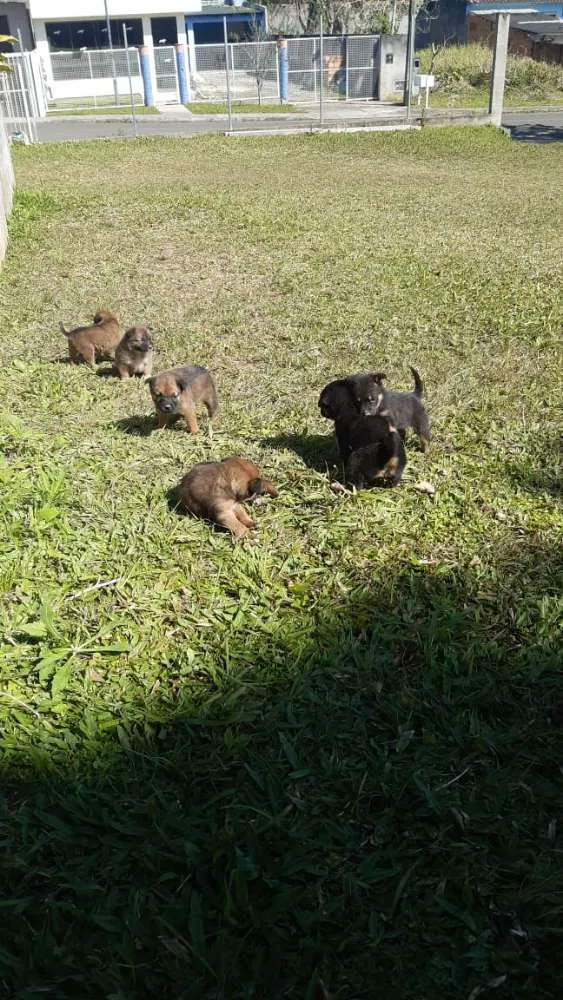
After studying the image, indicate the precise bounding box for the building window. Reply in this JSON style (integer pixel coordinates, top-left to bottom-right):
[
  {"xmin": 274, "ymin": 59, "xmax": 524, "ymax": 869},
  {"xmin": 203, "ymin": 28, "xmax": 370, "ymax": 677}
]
[
  {"xmin": 0, "ymin": 14, "xmax": 12, "ymax": 52},
  {"xmin": 46, "ymin": 19, "xmax": 143, "ymax": 51},
  {"xmin": 151, "ymin": 17, "xmax": 178, "ymax": 46}
]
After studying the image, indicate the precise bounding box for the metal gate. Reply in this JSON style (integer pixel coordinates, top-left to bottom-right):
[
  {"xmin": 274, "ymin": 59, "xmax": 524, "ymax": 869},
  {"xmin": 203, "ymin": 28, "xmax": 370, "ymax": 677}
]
[
  {"xmin": 0, "ymin": 53, "xmax": 40, "ymax": 142},
  {"xmin": 153, "ymin": 46, "xmax": 178, "ymax": 102},
  {"xmin": 345, "ymin": 36, "xmax": 379, "ymax": 100}
]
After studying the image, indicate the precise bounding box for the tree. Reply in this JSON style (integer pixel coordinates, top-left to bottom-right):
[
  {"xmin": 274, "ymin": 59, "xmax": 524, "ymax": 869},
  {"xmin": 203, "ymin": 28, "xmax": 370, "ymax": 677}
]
[
  {"xmin": 0, "ymin": 35, "xmax": 17, "ymax": 74},
  {"xmin": 245, "ymin": 11, "xmax": 272, "ymax": 105},
  {"xmin": 266, "ymin": 0, "xmax": 439, "ymax": 36}
]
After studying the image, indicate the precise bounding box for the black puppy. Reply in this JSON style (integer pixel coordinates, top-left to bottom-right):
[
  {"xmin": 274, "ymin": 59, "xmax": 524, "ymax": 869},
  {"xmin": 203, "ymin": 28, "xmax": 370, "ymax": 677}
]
[
  {"xmin": 319, "ymin": 379, "xmax": 406, "ymax": 488},
  {"xmin": 347, "ymin": 367, "xmax": 430, "ymax": 452}
]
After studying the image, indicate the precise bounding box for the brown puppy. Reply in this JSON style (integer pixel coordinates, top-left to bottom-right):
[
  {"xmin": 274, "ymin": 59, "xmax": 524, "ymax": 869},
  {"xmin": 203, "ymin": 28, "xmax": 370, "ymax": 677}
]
[
  {"xmin": 114, "ymin": 326, "xmax": 154, "ymax": 380},
  {"xmin": 148, "ymin": 364, "xmax": 218, "ymax": 433},
  {"xmin": 59, "ymin": 309, "xmax": 121, "ymax": 365},
  {"xmin": 177, "ymin": 458, "xmax": 278, "ymax": 538}
]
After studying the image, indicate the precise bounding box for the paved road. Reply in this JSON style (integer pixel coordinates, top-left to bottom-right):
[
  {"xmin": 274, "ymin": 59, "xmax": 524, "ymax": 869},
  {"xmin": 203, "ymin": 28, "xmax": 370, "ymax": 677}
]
[
  {"xmin": 34, "ymin": 108, "xmax": 563, "ymax": 144},
  {"xmin": 501, "ymin": 110, "xmax": 563, "ymax": 143}
]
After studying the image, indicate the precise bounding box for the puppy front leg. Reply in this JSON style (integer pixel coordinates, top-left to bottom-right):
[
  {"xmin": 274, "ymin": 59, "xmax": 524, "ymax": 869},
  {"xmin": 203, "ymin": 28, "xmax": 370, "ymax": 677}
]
[
  {"xmin": 216, "ymin": 504, "xmax": 249, "ymax": 538},
  {"xmin": 184, "ymin": 406, "xmax": 200, "ymax": 435},
  {"xmin": 234, "ymin": 504, "xmax": 256, "ymax": 530},
  {"xmin": 155, "ymin": 412, "xmax": 168, "ymax": 430}
]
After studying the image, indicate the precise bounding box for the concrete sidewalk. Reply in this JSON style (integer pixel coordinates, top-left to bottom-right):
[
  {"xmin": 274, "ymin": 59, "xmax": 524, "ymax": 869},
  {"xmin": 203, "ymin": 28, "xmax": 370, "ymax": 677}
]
[
  {"xmin": 36, "ymin": 104, "xmax": 563, "ymax": 144},
  {"xmin": 38, "ymin": 104, "xmax": 496, "ymax": 143}
]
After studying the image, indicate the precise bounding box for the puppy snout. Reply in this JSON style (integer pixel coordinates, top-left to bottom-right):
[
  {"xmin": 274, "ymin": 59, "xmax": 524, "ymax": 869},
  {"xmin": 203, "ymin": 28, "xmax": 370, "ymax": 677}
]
[
  {"xmin": 159, "ymin": 399, "xmax": 176, "ymax": 412},
  {"xmin": 360, "ymin": 402, "xmax": 379, "ymax": 417},
  {"xmin": 133, "ymin": 340, "xmax": 150, "ymax": 353}
]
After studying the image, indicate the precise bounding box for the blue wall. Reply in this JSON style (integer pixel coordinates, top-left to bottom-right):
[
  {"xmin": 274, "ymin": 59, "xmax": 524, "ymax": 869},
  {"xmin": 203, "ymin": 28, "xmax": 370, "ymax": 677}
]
[{"xmin": 186, "ymin": 11, "xmax": 266, "ymax": 45}]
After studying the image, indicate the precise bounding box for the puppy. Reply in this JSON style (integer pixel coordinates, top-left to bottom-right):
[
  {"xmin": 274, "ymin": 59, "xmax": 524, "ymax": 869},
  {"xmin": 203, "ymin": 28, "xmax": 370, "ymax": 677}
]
[
  {"xmin": 148, "ymin": 365, "xmax": 218, "ymax": 433},
  {"xmin": 114, "ymin": 326, "xmax": 153, "ymax": 380},
  {"xmin": 319, "ymin": 378, "xmax": 406, "ymax": 487},
  {"xmin": 59, "ymin": 309, "xmax": 121, "ymax": 365},
  {"xmin": 348, "ymin": 367, "xmax": 430, "ymax": 452},
  {"xmin": 177, "ymin": 458, "xmax": 278, "ymax": 537}
]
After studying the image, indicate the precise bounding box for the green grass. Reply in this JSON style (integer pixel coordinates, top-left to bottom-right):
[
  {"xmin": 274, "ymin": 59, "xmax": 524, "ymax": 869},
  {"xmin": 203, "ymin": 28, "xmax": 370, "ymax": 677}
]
[
  {"xmin": 428, "ymin": 90, "xmax": 563, "ymax": 109},
  {"xmin": 419, "ymin": 42, "xmax": 563, "ymax": 109},
  {"xmin": 47, "ymin": 104, "xmax": 158, "ymax": 116},
  {"xmin": 1, "ymin": 129, "xmax": 562, "ymax": 1000},
  {"xmin": 187, "ymin": 101, "xmax": 299, "ymax": 114}
]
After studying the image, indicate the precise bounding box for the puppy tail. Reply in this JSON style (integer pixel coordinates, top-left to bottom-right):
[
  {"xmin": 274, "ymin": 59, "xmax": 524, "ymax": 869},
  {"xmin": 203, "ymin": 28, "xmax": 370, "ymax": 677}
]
[
  {"xmin": 59, "ymin": 322, "xmax": 71, "ymax": 336},
  {"xmin": 410, "ymin": 366, "xmax": 424, "ymax": 398}
]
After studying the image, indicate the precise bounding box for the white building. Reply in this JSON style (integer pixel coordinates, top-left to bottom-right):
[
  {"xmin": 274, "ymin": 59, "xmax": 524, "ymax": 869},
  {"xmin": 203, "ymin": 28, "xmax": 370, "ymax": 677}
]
[{"xmin": 27, "ymin": 0, "xmax": 267, "ymax": 105}]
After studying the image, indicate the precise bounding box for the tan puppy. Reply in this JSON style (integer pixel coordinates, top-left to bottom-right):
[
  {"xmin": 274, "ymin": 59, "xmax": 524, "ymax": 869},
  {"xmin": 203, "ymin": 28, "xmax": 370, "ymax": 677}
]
[
  {"xmin": 59, "ymin": 309, "xmax": 121, "ymax": 365},
  {"xmin": 114, "ymin": 326, "xmax": 154, "ymax": 380},
  {"xmin": 148, "ymin": 365, "xmax": 218, "ymax": 433},
  {"xmin": 177, "ymin": 458, "xmax": 278, "ymax": 537}
]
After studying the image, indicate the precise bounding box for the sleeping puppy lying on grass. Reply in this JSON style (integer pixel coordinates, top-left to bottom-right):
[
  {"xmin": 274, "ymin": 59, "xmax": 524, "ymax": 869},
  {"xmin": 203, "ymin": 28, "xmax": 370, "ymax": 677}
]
[
  {"xmin": 319, "ymin": 377, "xmax": 406, "ymax": 488},
  {"xmin": 177, "ymin": 458, "xmax": 278, "ymax": 538}
]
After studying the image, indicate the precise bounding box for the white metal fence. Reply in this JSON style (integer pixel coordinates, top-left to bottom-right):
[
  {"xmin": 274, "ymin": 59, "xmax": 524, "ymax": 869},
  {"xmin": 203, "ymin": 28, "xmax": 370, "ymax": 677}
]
[
  {"xmin": 0, "ymin": 33, "xmax": 382, "ymax": 120},
  {"xmin": 191, "ymin": 41, "xmax": 279, "ymax": 103},
  {"xmin": 0, "ymin": 106, "xmax": 15, "ymax": 266},
  {"xmin": 47, "ymin": 47, "xmax": 143, "ymax": 111},
  {"xmin": 191, "ymin": 34, "xmax": 379, "ymax": 104},
  {"xmin": 153, "ymin": 45, "xmax": 178, "ymax": 100},
  {"xmin": 0, "ymin": 52, "xmax": 42, "ymax": 142}
]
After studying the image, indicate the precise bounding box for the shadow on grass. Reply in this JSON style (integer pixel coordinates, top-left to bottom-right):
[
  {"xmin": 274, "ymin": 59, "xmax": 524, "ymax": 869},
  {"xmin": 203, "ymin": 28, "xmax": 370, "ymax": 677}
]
[
  {"xmin": 506, "ymin": 121, "xmax": 563, "ymax": 144},
  {"xmin": 50, "ymin": 355, "xmax": 76, "ymax": 366},
  {"xmin": 115, "ymin": 414, "xmax": 157, "ymax": 437},
  {"xmin": 264, "ymin": 431, "xmax": 340, "ymax": 474},
  {"xmin": 506, "ymin": 433, "xmax": 562, "ymax": 498},
  {"xmin": 1, "ymin": 536, "xmax": 562, "ymax": 999}
]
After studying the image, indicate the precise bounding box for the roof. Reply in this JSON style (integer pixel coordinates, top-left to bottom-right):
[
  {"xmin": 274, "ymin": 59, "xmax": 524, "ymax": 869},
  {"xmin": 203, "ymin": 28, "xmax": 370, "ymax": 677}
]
[{"xmin": 467, "ymin": 2, "xmax": 563, "ymax": 41}]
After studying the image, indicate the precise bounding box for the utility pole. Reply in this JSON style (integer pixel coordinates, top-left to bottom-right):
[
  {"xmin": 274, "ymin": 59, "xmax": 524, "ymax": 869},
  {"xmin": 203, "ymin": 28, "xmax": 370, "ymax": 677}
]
[
  {"xmin": 103, "ymin": 0, "xmax": 119, "ymax": 106},
  {"xmin": 403, "ymin": 0, "xmax": 416, "ymax": 116}
]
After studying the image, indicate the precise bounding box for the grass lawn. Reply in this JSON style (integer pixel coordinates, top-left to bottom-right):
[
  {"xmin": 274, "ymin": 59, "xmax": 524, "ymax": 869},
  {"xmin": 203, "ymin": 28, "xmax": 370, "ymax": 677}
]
[
  {"xmin": 187, "ymin": 101, "xmax": 299, "ymax": 114},
  {"xmin": 47, "ymin": 104, "xmax": 158, "ymax": 117},
  {"xmin": 1, "ymin": 129, "xmax": 562, "ymax": 1000},
  {"xmin": 428, "ymin": 90, "xmax": 563, "ymax": 110}
]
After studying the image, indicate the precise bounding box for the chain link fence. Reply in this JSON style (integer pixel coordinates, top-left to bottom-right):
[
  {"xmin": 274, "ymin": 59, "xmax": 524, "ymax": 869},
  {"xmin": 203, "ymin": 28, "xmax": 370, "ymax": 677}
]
[{"xmin": 47, "ymin": 48, "xmax": 143, "ymax": 111}]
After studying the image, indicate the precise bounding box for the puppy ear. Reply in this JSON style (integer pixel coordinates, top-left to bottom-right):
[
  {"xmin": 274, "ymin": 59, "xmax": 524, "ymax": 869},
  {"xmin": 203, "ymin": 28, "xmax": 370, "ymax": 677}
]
[
  {"xmin": 147, "ymin": 376, "xmax": 155, "ymax": 390},
  {"xmin": 248, "ymin": 477, "xmax": 278, "ymax": 499},
  {"xmin": 259, "ymin": 478, "xmax": 278, "ymax": 498},
  {"xmin": 175, "ymin": 375, "xmax": 188, "ymax": 392},
  {"xmin": 319, "ymin": 384, "xmax": 336, "ymax": 415},
  {"xmin": 372, "ymin": 371, "xmax": 387, "ymax": 384}
]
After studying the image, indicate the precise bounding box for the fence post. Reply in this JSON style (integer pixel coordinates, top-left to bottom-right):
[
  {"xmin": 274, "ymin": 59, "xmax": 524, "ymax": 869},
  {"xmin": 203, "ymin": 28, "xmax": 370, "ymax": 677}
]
[
  {"xmin": 16, "ymin": 32, "xmax": 35, "ymax": 141},
  {"xmin": 222, "ymin": 16, "xmax": 232, "ymax": 130},
  {"xmin": 175, "ymin": 43, "xmax": 190, "ymax": 104},
  {"xmin": 123, "ymin": 23, "xmax": 138, "ymax": 136},
  {"xmin": 139, "ymin": 46, "xmax": 154, "ymax": 106},
  {"xmin": 277, "ymin": 37, "xmax": 288, "ymax": 104},
  {"xmin": 319, "ymin": 15, "xmax": 324, "ymax": 125},
  {"xmin": 345, "ymin": 35, "xmax": 349, "ymax": 101},
  {"xmin": 86, "ymin": 50, "xmax": 95, "ymax": 109}
]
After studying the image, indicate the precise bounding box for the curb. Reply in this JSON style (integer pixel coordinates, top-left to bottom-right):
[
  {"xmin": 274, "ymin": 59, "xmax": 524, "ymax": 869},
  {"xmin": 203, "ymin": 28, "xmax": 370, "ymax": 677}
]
[{"xmin": 224, "ymin": 123, "xmax": 419, "ymax": 137}]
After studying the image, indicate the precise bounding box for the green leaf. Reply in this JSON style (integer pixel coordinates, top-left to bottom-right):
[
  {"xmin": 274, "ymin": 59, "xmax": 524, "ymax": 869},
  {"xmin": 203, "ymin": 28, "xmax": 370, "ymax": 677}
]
[{"xmin": 189, "ymin": 891, "xmax": 205, "ymax": 955}]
